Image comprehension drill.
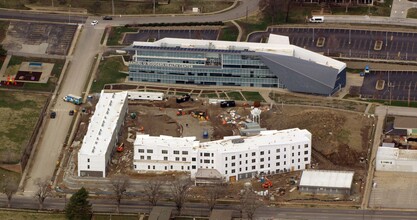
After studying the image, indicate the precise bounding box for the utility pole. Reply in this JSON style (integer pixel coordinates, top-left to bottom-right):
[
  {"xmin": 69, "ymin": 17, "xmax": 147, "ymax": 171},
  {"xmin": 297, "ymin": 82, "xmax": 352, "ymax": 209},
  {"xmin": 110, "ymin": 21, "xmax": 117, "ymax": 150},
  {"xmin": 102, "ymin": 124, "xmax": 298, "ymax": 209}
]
[
  {"xmin": 68, "ymin": 4, "xmax": 71, "ymax": 24},
  {"xmin": 112, "ymin": 0, "xmax": 115, "ymax": 16},
  {"xmin": 153, "ymin": 0, "xmax": 156, "ymax": 14},
  {"xmin": 408, "ymin": 82, "xmax": 411, "ymax": 107},
  {"xmin": 51, "ymin": 0, "xmax": 54, "ymax": 8}
]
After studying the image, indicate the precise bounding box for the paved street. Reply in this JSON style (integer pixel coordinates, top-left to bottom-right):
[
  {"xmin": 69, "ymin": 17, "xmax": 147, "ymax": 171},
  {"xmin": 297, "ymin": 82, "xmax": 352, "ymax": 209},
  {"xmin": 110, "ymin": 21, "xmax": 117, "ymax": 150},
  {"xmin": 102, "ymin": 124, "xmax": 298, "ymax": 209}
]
[
  {"xmin": 391, "ymin": 0, "xmax": 417, "ymax": 19},
  {"xmin": 2, "ymin": 196, "xmax": 417, "ymax": 219}
]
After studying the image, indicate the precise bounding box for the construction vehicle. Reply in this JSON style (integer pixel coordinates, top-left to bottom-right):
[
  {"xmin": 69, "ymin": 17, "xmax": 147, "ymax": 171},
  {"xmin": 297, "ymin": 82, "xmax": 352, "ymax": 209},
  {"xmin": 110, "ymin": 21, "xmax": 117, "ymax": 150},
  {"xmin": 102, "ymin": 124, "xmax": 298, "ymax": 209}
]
[
  {"xmin": 191, "ymin": 110, "xmax": 208, "ymax": 121},
  {"xmin": 63, "ymin": 94, "xmax": 83, "ymax": 105},
  {"xmin": 261, "ymin": 176, "xmax": 273, "ymax": 189},
  {"xmin": 176, "ymin": 109, "xmax": 186, "ymax": 116},
  {"xmin": 220, "ymin": 100, "xmax": 236, "ymax": 108},
  {"xmin": 116, "ymin": 143, "xmax": 124, "ymax": 152}
]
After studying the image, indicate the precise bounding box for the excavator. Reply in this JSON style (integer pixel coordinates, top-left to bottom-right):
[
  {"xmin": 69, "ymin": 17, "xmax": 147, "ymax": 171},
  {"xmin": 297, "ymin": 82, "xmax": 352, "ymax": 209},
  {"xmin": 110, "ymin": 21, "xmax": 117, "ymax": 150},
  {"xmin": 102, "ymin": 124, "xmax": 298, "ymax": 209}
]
[{"xmin": 261, "ymin": 176, "xmax": 273, "ymax": 189}]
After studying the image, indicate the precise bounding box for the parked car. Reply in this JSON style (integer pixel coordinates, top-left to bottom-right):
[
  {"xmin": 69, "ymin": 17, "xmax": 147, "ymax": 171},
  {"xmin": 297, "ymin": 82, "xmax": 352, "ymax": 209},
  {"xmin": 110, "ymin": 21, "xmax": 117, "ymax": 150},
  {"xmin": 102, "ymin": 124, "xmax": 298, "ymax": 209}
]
[
  {"xmin": 91, "ymin": 20, "xmax": 98, "ymax": 26},
  {"xmin": 364, "ymin": 65, "xmax": 370, "ymax": 74},
  {"xmin": 50, "ymin": 111, "xmax": 56, "ymax": 119},
  {"xmin": 103, "ymin": 16, "xmax": 113, "ymax": 20},
  {"xmin": 69, "ymin": 110, "xmax": 75, "ymax": 116}
]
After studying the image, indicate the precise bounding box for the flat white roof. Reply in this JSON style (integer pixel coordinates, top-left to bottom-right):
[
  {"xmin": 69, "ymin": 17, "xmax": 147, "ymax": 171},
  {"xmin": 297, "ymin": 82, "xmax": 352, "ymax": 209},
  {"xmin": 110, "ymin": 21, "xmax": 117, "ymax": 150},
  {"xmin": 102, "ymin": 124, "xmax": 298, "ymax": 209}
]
[
  {"xmin": 80, "ymin": 91, "xmax": 128, "ymax": 156},
  {"xmin": 300, "ymin": 170, "xmax": 354, "ymax": 189},
  {"xmin": 377, "ymin": 147, "xmax": 417, "ymax": 161},
  {"xmin": 134, "ymin": 128, "xmax": 311, "ymax": 153},
  {"xmin": 131, "ymin": 34, "xmax": 345, "ymax": 72},
  {"xmin": 199, "ymin": 128, "xmax": 311, "ymax": 152},
  {"xmin": 134, "ymin": 135, "xmax": 200, "ymax": 148},
  {"xmin": 127, "ymin": 91, "xmax": 164, "ymax": 96}
]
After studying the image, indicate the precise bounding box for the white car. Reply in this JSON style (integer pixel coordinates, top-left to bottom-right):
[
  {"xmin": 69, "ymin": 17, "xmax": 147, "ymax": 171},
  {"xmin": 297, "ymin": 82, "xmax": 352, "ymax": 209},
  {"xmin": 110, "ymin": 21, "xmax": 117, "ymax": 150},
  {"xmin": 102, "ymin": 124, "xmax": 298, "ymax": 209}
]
[{"xmin": 91, "ymin": 20, "xmax": 98, "ymax": 26}]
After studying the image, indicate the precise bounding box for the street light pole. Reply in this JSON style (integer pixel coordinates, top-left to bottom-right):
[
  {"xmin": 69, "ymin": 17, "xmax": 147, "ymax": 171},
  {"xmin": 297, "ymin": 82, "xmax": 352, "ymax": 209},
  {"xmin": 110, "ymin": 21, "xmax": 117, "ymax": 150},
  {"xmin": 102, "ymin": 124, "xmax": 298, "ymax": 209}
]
[
  {"xmin": 153, "ymin": 0, "xmax": 156, "ymax": 14},
  {"xmin": 68, "ymin": 4, "xmax": 71, "ymax": 24},
  {"xmin": 112, "ymin": 0, "xmax": 115, "ymax": 16}
]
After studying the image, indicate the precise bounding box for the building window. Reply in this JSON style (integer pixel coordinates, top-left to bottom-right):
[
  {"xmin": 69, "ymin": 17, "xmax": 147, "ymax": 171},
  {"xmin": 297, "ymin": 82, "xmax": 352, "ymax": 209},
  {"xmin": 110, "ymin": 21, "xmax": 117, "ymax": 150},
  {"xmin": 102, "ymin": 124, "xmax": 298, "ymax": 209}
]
[
  {"xmin": 162, "ymin": 150, "xmax": 168, "ymax": 154},
  {"xmin": 164, "ymin": 157, "xmax": 168, "ymax": 161},
  {"xmin": 204, "ymin": 159, "xmax": 210, "ymax": 163},
  {"xmin": 260, "ymin": 165, "xmax": 264, "ymax": 168},
  {"xmin": 246, "ymin": 153, "xmax": 248, "ymax": 157},
  {"xmin": 260, "ymin": 158, "xmax": 264, "ymax": 162},
  {"xmin": 192, "ymin": 157, "xmax": 196, "ymax": 161},
  {"xmin": 239, "ymin": 168, "xmax": 242, "ymax": 172},
  {"xmin": 239, "ymin": 161, "xmax": 242, "ymax": 165},
  {"xmin": 277, "ymin": 149, "xmax": 280, "ymax": 153},
  {"xmin": 140, "ymin": 156, "xmax": 144, "ymax": 160},
  {"xmin": 204, "ymin": 153, "xmax": 210, "ymax": 157},
  {"xmin": 171, "ymin": 165, "xmax": 173, "ymax": 169},
  {"xmin": 292, "ymin": 153, "xmax": 294, "ymax": 157},
  {"xmin": 232, "ymin": 156, "xmax": 236, "ymax": 160},
  {"xmin": 232, "ymin": 162, "xmax": 235, "ymax": 167},
  {"xmin": 305, "ymin": 150, "xmax": 309, "ymax": 155},
  {"xmin": 305, "ymin": 144, "xmax": 309, "ymax": 148},
  {"xmin": 298, "ymin": 152, "xmax": 301, "ymax": 156},
  {"xmin": 252, "ymin": 152, "xmax": 256, "ymax": 156},
  {"xmin": 276, "ymin": 162, "xmax": 280, "ymax": 166},
  {"xmin": 134, "ymin": 165, "xmax": 137, "ymax": 169},
  {"xmin": 153, "ymin": 165, "xmax": 155, "ymax": 169},
  {"xmin": 292, "ymin": 146, "xmax": 294, "ymax": 150},
  {"xmin": 268, "ymin": 150, "xmax": 270, "ymax": 154},
  {"xmin": 304, "ymin": 157, "xmax": 308, "ymax": 161},
  {"xmin": 284, "ymin": 155, "xmax": 286, "ymax": 159},
  {"xmin": 252, "ymin": 159, "xmax": 256, "ymax": 163},
  {"xmin": 239, "ymin": 154, "xmax": 242, "ymax": 158},
  {"xmin": 165, "ymin": 166, "xmax": 167, "ymax": 170},
  {"xmin": 298, "ymin": 165, "xmax": 300, "ymax": 169},
  {"xmin": 284, "ymin": 148, "xmax": 286, "ymax": 152},
  {"xmin": 212, "ymin": 160, "xmax": 214, "ymax": 163},
  {"xmin": 174, "ymin": 151, "xmax": 180, "ymax": 154},
  {"xmin": 245, "ymin": 167, "xmax": 248, "ymax": 171},
  {"xmin": 192, "ymin": 165, "xmax": 196, "ymax": 169},
  {"xmin": 268, "ymin": 164, "xmax": 270, "ymax": 168},
  {"xmin": 87, "ymin": 158, "xmax": 90, "ymax": 162},
  {"xmin": 225, "ymin": 170, "xmax": 228, "ymax": 174},
  {"xmin": 148, "ymin": 165, "xmax": 150, "ymax": 169},
  {"xmin": 181, "ymin": 166, "xmax": 184, "ymax": 170},
  {"xmin": 182, "ymin": 151, "xmax": 188, "ymax": 155},
  {"xmin": 138, "ymin": 149, "xmax": 144, "ymax": 153},
  {"xmin": 252, "ymin": 165, "xmax": 256, "ymax": 170},
  {"xmin": 284, "ymin": 161, "xmax": 286, "ymax": 165},
  {"xmin": 188, "ymin": 166, "xmax": 190, "ymax": 170},
  {"xmin": 298, "ymin": 145, "xmax": 300, "ymax": 149},
  {"xmin": 260, "ymin": 151, "xmax": 264, "ymax": 155},
  {"xmin": 147, "ymin": 156, "xmax": 151, "ymax": 160},
  {"xmin": 225, "ymin": 157, "xmax": 228, "ymax": 161},
  {"xmin": 268, "ymin": 157, "xmax": 270, "ymax": 161},
  {"xmin": 292, "ymin": 159, "xmax": 294, "ymax": 163},
  {"xmin": 87, "ymin": 165, "xmax": 90, "ymax": 169},
  {"xmin": 276, "ymin": 155, "xmax": 280, "ymax": 160},
  {"xmin": 182, "ymin": 158, "xmax": 186, "ymax": 162},
  {"xmin": 212, "ymin": 153, "xmax": 214, "ymax": 157},
  {"xmin": 176, "ymin": 157, "xmax": 180, "ymax": 161},
  {"xmin": 298, "ymin": 158, "xmax": 301, "ymax": 162},
  {"xmin": 231, "ymin": 169, "xmax": 235, "ymax": 173},
  {"xmin": 225, "ymin": 164, "xmax": 228, "ymax": 168},
  {"xmin": 147, "ymin": 149, "xmax": 153, "ymax": 153},
  {"xmin": 246, "ymin": 160, "xmax": 248, "ymax": 164}
]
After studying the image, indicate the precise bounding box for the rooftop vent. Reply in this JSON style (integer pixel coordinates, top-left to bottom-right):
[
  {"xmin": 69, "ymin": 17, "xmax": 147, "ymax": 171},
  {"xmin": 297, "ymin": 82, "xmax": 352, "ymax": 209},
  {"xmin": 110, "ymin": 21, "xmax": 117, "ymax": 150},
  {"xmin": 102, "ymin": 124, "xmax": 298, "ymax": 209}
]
[{"xmin": 232, "ymin": 138, "xmax": 245, "ymax": 144}]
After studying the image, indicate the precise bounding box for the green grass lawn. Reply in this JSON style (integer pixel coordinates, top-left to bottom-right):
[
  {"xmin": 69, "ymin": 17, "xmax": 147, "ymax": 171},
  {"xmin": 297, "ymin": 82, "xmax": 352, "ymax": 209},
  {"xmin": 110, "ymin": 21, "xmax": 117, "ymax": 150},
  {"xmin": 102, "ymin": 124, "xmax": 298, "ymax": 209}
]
[
  {"xmin": 218, "ymin": 22, "xmax": 238, "ymax": 41},
  {"xmin": 0, "ymin": 91, "xmax": 48, "ymax": 164},
  {"xmin": 407, "ymin": 8, "xmax": 417, "ymax": 19},
  {"xmin": 369, "ymin": 99, "xmax": 417, "ymax": 108},
  {"xmin": 91, "ymin": 56, "xmax": 128, "ymax": 93},
  {"xmin": 0, "ymin": 168, "xmax": 21, "ymax": 191},
  {"xmin": 331, "ymin": 0, "xmax": 392, "ymax": 16},
  {"xmin": 241, "ymin": 91, "xmax": 265, "ymax": 102},
  {"xmin": 0, "ymin": 211, "xmax": 66, "ymax": 220},
  {"xmin": 227, "ymin": 91, "xmax": 244, "ymax": 100},
  {"xmin": 107, "ymin": 26, "xmax": 138, "ymax": 46}
]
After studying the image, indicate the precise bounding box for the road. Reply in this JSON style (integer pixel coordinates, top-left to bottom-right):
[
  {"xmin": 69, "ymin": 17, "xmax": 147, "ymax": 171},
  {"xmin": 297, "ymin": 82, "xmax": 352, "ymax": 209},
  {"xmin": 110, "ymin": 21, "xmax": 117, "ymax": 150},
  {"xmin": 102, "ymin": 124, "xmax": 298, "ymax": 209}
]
[
  {"xmin": 2, "ymin": 196, "xmax": 417, "ymax": 219},
  {"xmin": 18, "ymin": 0, "xmax": 260, "ymax": 195}
]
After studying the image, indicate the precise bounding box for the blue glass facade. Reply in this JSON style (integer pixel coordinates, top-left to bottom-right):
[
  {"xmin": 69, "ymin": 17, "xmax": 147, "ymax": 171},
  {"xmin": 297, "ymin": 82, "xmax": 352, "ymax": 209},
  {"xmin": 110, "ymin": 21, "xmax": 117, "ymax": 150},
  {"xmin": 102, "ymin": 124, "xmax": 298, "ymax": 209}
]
[{"xmin": 128, "ymin": 47, "xmax": 285, "ymax": 88}]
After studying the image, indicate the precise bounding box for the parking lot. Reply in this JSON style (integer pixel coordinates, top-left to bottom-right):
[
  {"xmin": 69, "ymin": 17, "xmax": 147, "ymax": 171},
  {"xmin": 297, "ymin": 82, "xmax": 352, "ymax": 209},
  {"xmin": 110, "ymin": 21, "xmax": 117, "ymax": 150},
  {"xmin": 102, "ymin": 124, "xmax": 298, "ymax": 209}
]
[
  {"xmin": 360, "ymin": 71, "xmax": 417, "ymax": 101},
  {"xmin": 370, "ymin": 171, "xmax": 417, "ymax": 209},
  {"xmin": 248, "ymin": 27, "xmax": 417, "ymax": 61},
  {"xmin": 123, "ymin": 28, "xmax": 220, "ymax": 44},
  {"xmin": 2, "ymin": 21, "xmax": 77, "ymax": 55}
]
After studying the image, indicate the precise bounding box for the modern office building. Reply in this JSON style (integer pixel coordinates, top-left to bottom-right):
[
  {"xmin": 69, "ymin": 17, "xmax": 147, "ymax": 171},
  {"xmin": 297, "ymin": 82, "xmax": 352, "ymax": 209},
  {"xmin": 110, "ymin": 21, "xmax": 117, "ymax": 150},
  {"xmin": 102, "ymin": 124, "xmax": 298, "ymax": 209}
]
[
  {"xmin": 78, "ymin": 91, "xmax": 128, "ymax": 177},
  {"xmin": 124, "ymin": 34, "xmax": 346, "ymax": 96},
  {"xmin": 133, "ymin": 128, "xmax": 312, "ymax": 182}
]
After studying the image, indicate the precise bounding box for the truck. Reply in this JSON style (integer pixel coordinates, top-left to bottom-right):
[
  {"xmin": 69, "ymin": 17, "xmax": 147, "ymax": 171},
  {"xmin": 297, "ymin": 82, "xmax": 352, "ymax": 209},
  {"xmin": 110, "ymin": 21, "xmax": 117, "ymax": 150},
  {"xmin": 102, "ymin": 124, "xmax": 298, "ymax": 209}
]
[
  {"xmin": 176, "ymin": 94, "xmax": 191, "ymax": 103},
  {"xmin": 63, "ymin": 94, "xmax": 83, "ymax": 105},
  {"xmin": 220, "ymin": 100, "xmax": 236, "ymax": 108}
]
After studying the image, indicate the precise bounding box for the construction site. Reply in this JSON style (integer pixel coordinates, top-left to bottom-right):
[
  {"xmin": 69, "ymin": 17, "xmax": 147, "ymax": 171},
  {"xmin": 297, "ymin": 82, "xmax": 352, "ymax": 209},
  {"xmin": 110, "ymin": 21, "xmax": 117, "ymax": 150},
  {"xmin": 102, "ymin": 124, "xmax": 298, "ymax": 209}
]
[{"xmin": 70, "ymin": 91, "xmax": 374, "ymax": 206}]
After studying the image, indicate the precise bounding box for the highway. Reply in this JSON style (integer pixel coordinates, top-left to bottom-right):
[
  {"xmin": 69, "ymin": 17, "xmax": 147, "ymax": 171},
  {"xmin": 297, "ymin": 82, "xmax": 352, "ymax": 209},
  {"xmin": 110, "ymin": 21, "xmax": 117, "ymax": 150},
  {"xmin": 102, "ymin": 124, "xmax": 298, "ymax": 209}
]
[{"xmin": 2, "ymin": 196, "xmax": 417, "ymax": 219}]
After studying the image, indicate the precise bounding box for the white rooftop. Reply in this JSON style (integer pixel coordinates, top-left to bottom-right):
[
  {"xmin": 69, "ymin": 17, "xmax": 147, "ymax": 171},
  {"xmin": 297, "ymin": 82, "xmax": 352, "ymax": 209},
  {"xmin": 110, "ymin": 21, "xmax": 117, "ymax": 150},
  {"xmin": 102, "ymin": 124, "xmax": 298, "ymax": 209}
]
[
  {"xmin": 199, "ymin": 128, "xmax": 311, "ymax": 152},
  {"xmin": 132, "ymin": 34, "xmax": 345, "ymax": 72},
  {"xmin": 300, "ymin": 170, "xmax": 354, "ymax": 189},
  {"xmin": 134, "ymin": 135, "xmax": 200, "ymax": 148},
  {"xmin": 80, "ymin": 91, "xmax": 128, "ymax": 156},
  {"xmin": 377, "ymin": 147, "xmax": 417, "ymax": 161}
]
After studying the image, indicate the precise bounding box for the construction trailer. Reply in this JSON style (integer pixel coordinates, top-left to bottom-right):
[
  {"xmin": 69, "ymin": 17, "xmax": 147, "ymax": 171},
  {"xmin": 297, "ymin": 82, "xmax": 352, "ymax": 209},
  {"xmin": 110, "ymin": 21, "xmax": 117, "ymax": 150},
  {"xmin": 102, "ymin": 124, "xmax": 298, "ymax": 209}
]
[{"xmin": 127, "ymin": 91, "xmax": 164, "ymax": 101}]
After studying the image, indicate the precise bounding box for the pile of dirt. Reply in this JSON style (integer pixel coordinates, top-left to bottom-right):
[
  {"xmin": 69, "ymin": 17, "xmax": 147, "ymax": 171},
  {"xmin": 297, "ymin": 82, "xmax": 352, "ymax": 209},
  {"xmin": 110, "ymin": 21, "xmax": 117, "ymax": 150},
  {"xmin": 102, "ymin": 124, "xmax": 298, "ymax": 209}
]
[{"xmin": 327, "ymin": 144, "xmax": 361, "ymax": 167}]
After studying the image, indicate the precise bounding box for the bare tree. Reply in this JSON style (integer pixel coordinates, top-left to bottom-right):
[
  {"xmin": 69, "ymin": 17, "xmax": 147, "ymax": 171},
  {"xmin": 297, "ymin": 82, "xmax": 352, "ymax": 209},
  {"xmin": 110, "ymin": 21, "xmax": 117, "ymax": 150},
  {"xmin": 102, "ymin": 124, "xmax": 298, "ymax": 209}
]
[
  {"xmin": 259, "ymin": 0, "xmax": 292, "ymax": 24},
  {"xmin": 143, "ymin": 178, "xmax": 163, "ymax": 206},
  {"xmin": 110, "ymin": 175, "xmax": 130, "ymax": 213},
  {"xmin": 169, "ymin": 177, "xmax": 192, "ymax": 215},
  {"xmin": 34, "ymin": 178, "xmax": 52, "ymax": 210},
  {"xmin": 240, "ymin": 189, "xmax": 262, "ymax": 220},
  {"xmin": 205, "ymin": 185, "xmax": 226, "ymax": 212},
  {"xmin": 1, "ymin": 177, "xmax": 18, "ymax": 208}
]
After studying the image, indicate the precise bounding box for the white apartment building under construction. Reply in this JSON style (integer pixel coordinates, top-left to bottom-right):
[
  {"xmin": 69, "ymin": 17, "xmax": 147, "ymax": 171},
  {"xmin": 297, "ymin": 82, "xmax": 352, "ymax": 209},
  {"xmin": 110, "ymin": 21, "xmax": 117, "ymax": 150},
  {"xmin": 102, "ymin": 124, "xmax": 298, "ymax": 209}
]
[
  {"xmin": 133, "ymin": 128, "xmax": 312, "ymax": 182},
  {"xmin": 78, "ymin": 91, "xmax": 128, "ymax": 178}
]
